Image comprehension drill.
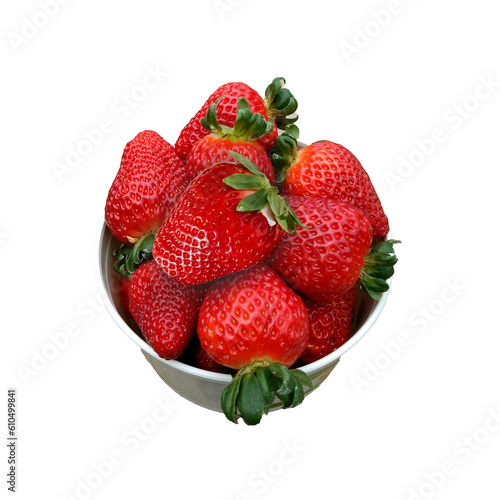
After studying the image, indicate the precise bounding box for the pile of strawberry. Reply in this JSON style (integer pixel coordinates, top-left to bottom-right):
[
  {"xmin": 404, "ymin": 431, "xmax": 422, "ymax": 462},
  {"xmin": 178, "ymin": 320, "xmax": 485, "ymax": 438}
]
[{"xmin": 104, "ymin": 77, "xmax": 399, "ymax": 425}]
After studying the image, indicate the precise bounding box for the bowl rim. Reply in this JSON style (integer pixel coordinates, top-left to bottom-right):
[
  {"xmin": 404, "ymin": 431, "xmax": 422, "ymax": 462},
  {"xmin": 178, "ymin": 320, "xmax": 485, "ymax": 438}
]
[{"xmin": 95, "ymin": 219, "xmax": 392, "ymax": 383}]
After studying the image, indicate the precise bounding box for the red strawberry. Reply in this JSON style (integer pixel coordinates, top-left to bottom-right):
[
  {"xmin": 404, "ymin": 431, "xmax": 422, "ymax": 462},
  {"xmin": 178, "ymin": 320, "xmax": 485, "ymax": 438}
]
[
  {"xmin": 270, "ymin": 127, "xmax": 389, "ymax": 238},
  {"xmin": 153, "ymin": 152, "xmax": 305, "ymax": 285},
  {"xmin": 106, "ymin": 130, "xmax": 190, "ymax": 278},
  {"xmin": 175, "ymin": 77, "xmax": 298, "ymax": 160},
  {"xmin": 267, "ymin": 195, "xmax": 399, "ymax": 302},
  {"xmin": 105, "ymin": 130, "xmax": 189, "ymax": 245},
  {"xmin": 198, "ymin": 263, "xmax": 309, "ymax": 369},
  {"xmin": 299, "ymin": 286, "xmax": 357, "ymax": 364},
  {"xmin": 118, "ymin": 276, "xmax": 131, "ymax": 317},
  {"xmin": 197, "ymin": 263, "xmax": 312, "ymax": 425},
  {"xmin": 185, "ymin": 97, "xmax": 275, "ymax": 183},
  {"xmin": 128, "ymin": 260, "xmax": 206, "ymax": 360}
]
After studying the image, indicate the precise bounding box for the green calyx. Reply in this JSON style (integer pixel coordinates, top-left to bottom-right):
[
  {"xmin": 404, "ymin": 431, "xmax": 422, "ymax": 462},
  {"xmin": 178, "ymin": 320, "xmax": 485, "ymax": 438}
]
[
  {"xmin": 269, "ymin": 124, "xmax": 300, "ymax": 185},
  {"xmin": 223, "ymin": 150, "xmax": 309, "ymax": 234},
  {"xmin": 360, "ymin": 239, "xmax": 401, "ymax": 301},
  {"xmin": 200, "ymin": 97, "xmax": 273, "ymax": 141},
  {"xmin": 113, "ymin": 233, "xmax": 155, "ymax": 279},
  {"xmin": 264, "ymin": 77, "xmax": 299, "ymax": 129},
  {"xmin": 221, "ymin": 360, "xmax": 314, "ymax": 425}
]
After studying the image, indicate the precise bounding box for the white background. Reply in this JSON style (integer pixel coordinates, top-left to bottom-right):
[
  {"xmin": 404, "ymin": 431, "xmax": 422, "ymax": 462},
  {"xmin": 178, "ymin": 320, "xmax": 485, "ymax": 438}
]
[{"xmin": 2, "ymin": 0, "xmax": 500, "ymax": 499}]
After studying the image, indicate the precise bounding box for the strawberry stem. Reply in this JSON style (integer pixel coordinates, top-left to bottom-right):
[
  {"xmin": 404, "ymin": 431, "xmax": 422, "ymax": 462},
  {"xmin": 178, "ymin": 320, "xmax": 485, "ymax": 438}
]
[
  {"xmin": 223, "ymin": 150, "xmax": 309, "ymax": 234},
  {"xmin": 221, "ymin": 360, "xmax": 313, "ymax": 425},
  {"xmin": 360, "ymin": 239, "xmax": 401, "ymax": 300},
  {"xmin": 200, "ymin": 97, "xmax": 273, "ymax": 141},
  {"xmin": 113, "ymin": 233, "xmax": 155, "ymax": 279},
  {"xmin": 264, "ymin": 77, "xmax": 299, "ymax": 130}
]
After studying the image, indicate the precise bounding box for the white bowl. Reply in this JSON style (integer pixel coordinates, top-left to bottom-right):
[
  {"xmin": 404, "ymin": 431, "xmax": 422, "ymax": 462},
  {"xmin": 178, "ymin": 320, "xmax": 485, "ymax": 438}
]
[{"xmin": 95, "ymin": 221, "xmax": 392, "ymax": 413}]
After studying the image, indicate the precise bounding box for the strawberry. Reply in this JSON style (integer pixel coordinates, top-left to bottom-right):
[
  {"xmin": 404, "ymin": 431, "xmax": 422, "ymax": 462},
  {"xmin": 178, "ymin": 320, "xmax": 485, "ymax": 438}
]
[
  {"xmin": 105, "ymin": 130, "xmax": 189, "ymax": 244},
  {"xmin": 298, "ymin": 286, "xmax": 357, "ymax": 364},
  {"xmin": 185, "ymin": 97, "xmax": 275, "ymax": 183},
  {"xmin": 105, "ymin": 130, "xmax": 190, "ymax": 278},
  {"xmin": 270, "ymin": 127, "xmax": 389, "ymax": 238},
  {"xmin": 118, "ymin": 276, "xmax": 131, "ymax": 317},
  {"xmin": 128, "ymin": 260, "xmax": 206, "ymax": 360},
  {"xmin": 197, "ymin": 263, "xmax": 312, "ymax": 425},
  {"xmin": 174, "ymin": 77, "xmax": 298, "ymax": 160},
  {"xmin": 267, "ymin": 195, "xmax": 400, "ymax": 302},
  {"xmin": 153, "ymin": 152, "xmax": 305, "ymax": 285}
]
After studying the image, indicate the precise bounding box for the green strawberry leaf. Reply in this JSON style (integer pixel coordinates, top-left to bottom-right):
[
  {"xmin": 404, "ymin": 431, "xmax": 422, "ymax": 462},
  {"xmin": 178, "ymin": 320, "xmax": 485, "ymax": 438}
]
[
  {"xmin": 266, "ymin": 192, "xmax": 286, "ymax": 221},
  {"xmin": 221, "ymin": 374, "xmax": 242, "ymax": 424},
  {"xmin": 290, "ymin": 369, "xmax": 314, "ymax": 390},
  {"xmin": 113, "ymin": 233, "xmax": 155, "ymax": 279},
  {"xmin": 367, "ymin": 265, "xmax": 396, "ymax": 280},
  {"xmin": 233, "ymin": 98, "xmax": 273, "ymax": 140},
  {"xmin": 267, "ymin": 363, "xmax": 311, "ymax": 409},
  {"xmin": 227, "ymin": 150, "xmax": 265, "ymax": 177},
  {"xmin": 223, "ymin": 173, "xmax": 265, "ymax": 191},
  {"xmin": 360, "ymin": 276, "xmax": 389, "ymax": 301},
  {"xmin": 269, "ymin": 124, "xmax": 300, "ymax": 184},
  {"xmin": 255, "ymin": 366, "xmax": 276, "ymax": 411},
  {"xmin": 113, "ymin": 245, "xmax": 133, "ymax": 278},
  {"xmin": 264, "ymin": 77, "xmax": 299, "ymax": 129},
  {"xmin": 283, "ymin": 124, "xmax": 300, "ymax": 140},
  {"xmin": 201, "ymin": 97, "xmax": 272, "ymax": 141},
  {"xmin": 200, "ymin": 97, "xmax": 224, "ymax": 135},
  {"xmin": 278, "ymin": 387, "xmax": 295, "ymax": 409},
  {"xmin": 237, "ymin": 373, "xmax": 265, "ymax": 426},
  {"xmin": 268, "ymin": 362, "xmax": 293, "ymax": 395},
  {"xmin": 290, "ymin": 377, "xmax": 304, "ymax": 408},
  {"xmin": 224, "ymin": 151, "xmax": 309, "ymax": 234},
  {"xmin": 360, "ymin": 239, "xmax": 401, "ymax": 301},
  {"xmin": 267, "ymin": 192, "xmax": 310, "ymax": 233},
  {"xmin": 235, "ymin": 189, "xmax": 269, "ymax": 213},
  {"xmin": 373, "ymin": 239, "xmax": 400, "ymax": 254},
  {"xmin": 219, "ymin": 361, "xmax": 314, "ymax": 425}
]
